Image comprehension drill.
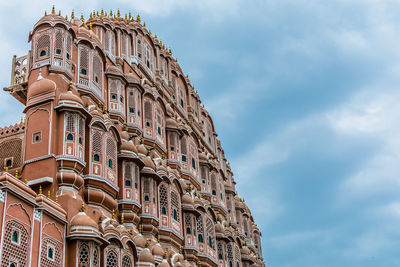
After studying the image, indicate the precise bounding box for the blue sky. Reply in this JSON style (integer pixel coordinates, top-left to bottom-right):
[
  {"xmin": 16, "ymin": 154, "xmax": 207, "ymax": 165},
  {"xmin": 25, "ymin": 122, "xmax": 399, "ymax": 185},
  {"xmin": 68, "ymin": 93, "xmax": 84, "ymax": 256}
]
[{"xmin": 1, "ymin": 1, "xmax": 400, "ymax": 266}]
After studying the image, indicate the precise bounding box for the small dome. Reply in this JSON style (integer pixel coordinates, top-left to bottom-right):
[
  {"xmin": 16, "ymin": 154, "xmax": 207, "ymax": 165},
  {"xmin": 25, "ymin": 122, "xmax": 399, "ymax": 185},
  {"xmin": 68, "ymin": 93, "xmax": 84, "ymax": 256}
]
[
  {"xmin": 241, "ymin": 246, "xmax": 250, "ymax": 255},
  {"xmin": 158, "ymin": 259, "xmax": 171, "ymax": 267},
  {"xmin": 59, "ymin": 90, "xmax": 84, "ymax": 105},
  {"xmin": 133, "ymin": 234, "xmax": 146, "ymax": 248},
  {"xmin": 143, "ymin": 156, "xmax": 156, "ymax": 170},
  {"xmin": 27, "ymin": 72, "xmax": 56, "ymax": 99},
  {"xmin": 121, "ymin": 140, "xmax": 137, "ymax": 154},
  {"xmin": 125, "ymin": 73, "xmax": 140, "ymax": 84},
  {"xmin": 152, "ymin": 243, "xmax": 164, "ymax": 257},
  {"xmin": 138, "ymin": 248, "xmax": 155, "ymax": 263},
  {"xmin": 120, "ymin": 130, "xmax": 130, "ymax": 141},
  {"xmin": 106, "ymin": 65, "xmax": 123, "ymax": 75},
  {"xmin": 182, "ymin": 194, "xmax": 194, "ymax": 205},
  {"xmin": 199, "ymin": 152, "xmax": 207, "ymax": 161},
  {"xmin": 70, "ymin": 212, "xmax": 99, "ymax": 229},
  {"xmin": 137, "ymin": 143, "xmax": 148, "ymax": 156},
  {"xmin": 166, "ymin": 118, "xmax": 178, "ymax": 128},
  {"xmin": 215, "ymin": 222, "xmax": 224, "ymax": 234}
]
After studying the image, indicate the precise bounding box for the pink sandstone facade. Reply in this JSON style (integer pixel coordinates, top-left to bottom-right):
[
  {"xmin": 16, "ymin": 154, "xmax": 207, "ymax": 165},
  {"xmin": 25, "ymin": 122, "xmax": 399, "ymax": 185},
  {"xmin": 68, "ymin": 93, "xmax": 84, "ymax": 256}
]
[{"xmin": 0, "ymin": 8, "xmax": 264, "ymax": 267}]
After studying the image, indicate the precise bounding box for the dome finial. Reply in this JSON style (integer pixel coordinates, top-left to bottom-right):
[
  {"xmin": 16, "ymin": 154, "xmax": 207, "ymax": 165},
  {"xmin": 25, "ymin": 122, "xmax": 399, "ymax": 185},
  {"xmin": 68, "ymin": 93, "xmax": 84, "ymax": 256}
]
[
  {"xmin": 68, "ymin": 82, "xmax": 73, "ymax": 91},
  {"xmin": 136, "ymin": 13, "xmax": 141, "ymax": 22},
  {"xmin": 101, "ymin": 9, "xmax": 104, "ymax": 16},
  {"xmin": 121, "ymin": 213, "xmax": 124, "ymax": 224},
  {"xmin": 39, "ymin": 185, "xmax": 42, "ymax": 195},
  {"xmin": 117, "ymin": 9, "xmax": 120, "ymax": 17},
  {"xmin": 47, "ymin": 190, "xmax": 50, "ymax": 198},
  {"xmin": 80, "ymin": 14, "xmax": 85, "ymax": 23},
  {"xmin": 81, "ymin": 201, "xmax": 85, "ymax": 212},
  {"xmin": 112, "ymin": 208, "xmax": 115, "ymax": 219},
  {"xmin": 51, "ymin": 5, "xmax": 55, "ymax": 15},
  {"xmin": 71, "ymin": 10, "xmax": 75, "ymax": 19}
]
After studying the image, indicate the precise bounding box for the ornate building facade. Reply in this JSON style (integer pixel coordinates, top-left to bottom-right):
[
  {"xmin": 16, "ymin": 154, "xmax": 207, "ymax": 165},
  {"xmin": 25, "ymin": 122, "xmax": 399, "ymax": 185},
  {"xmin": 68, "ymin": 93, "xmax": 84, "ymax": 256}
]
[{"xmin": 0, "ymin": 7, "xmax": 264, "ymax": 267}]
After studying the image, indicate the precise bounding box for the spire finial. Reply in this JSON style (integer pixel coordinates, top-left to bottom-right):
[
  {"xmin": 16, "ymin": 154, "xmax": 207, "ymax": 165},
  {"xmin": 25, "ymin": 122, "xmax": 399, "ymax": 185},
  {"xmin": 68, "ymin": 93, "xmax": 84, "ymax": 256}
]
[
  {"xmin": 101, "ymin": 9, "xmax": 104, "ymax": 16},
  {"xmin": 80, "ymin": 14, "xmax": 85, "ymax": 23},
  {"xmin": 179, "ymin": 246, "xmax": 182, "ymax": 254},
  {"xmin": 15, "ymin": 169, "xmax": 18, "ymax": 178},
  {"xmin": 89, "ymin": 23, "xmax": 93, "ymax": 30},
  {"xmin": 71, "ymin": 10, "xmax": 74, "ymax": 19},
  {"xmin": 117, "ymin": 9, "xmax": 120, "ymax": 17},
  {"xmin": 55, "ymin": 195, "xmax": 58, "ymax": 203},
  {"xmin": 51, "ymin": 5, "xmax": 55, "ymax": 15},
  {"xmin": 138, "ymin": 224, "xmax": 142, "ymax": 234},
  {"xmin": 81, "ymin": 201, "xmax": 85, "ymax": 212},
  {"xmin": 145, "ymin": 239, "xmax": 150, "ymax": 248},
  {"xmin": 136, "ymin": 14, "xmax": 141, "ymax": 22},
  {"xmin": 47, "ymin": 190, "xmax": 50, "ymax": 198},
  {"xmin": 112, "ymin": 208, "xmax": 115, "ymax": 219},
  {"xmin": 121, "ymin": 213, "xmax": 124, "ymax": 224},
  {"xmin": 59, "ymin": 10, "xmax": 61, "ymax": 16},
  {"xmin": 129, "ymin": 11, "xmax": 131, "ymax": 19},
  {"xmin": 68, "ymin": 82, "xmax": 73, "ymax": 91},
  {"xmin": 39, "ymin": 185, "xmax": 42, "ymax": 195},
  {"xmin": 110, "ymin": 10, "xmax": 113, "ymax": 17},
  {"xmin": 4, "ymin": 167, "xmax": 8, "ymax": 173},
  {"xmin": 24, "ymin": 179, "xmax": 28, "ymax": 184},
  {"xmin": 143, "ymin": 21, "xmax": 146, "ymax": 27}
]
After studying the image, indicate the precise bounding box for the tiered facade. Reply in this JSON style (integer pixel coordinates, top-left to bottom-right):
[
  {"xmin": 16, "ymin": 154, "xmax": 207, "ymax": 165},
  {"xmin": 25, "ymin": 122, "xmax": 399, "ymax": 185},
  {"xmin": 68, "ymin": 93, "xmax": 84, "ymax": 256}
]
[{"xmin": 0, "ymin": 8, "xmax": 264, "ymax": 267}]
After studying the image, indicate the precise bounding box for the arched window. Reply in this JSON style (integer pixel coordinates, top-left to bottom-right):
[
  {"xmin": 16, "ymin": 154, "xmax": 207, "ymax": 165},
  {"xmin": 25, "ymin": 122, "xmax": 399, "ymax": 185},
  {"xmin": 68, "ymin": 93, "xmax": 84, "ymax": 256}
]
[
  {"xmin": 67, "ymin": 133, "xmax": 73, "ymax": 141},
  {"xmin": 78, "ymin": 244, "xmax": 90, "ymax": 266},
  {"xmin": 106, "ymin": 250, "xmax": 118, "ymax": 267},
  {"xmin": 125, "ymin": 180, "xmax": 131, "ymax": 187},
  {"xmin": 211, "ymin": 173, "xmax": 217, "ymax": 196},
  {"xmin": 93, "ymin": 54, "xmax": 103, "ymax": 87},
  {"xmin": 122, "ymin": 255, "xmax": 132, "ymax": 267},
  {"xmin": 106, "ymin": 137, "xmax": 116, "ymax": 171},
  {"xmin": 186, "ymin": 227, "xmax": 191, "ymax": 234},
  {"xmin": 55, "ymin": 30, "xmax": 63, "ymax": 56},
  {"xmin": 144, "ymin": 100, "xmax": 152, "ymax": 128},
  {"xmin": 36, "ymin": 34, "xmax": 50, "ymax": 59},
  {"xmin": 47, "ymin": 247, "xmax": 54, "ymax": 259},
  {"xmin": 93, "ymin": 154, "xmax": 100, "ymax": 162},
  {"xmin": 196, "ymin": 216, "xmax": 204, "ymax": 243},
  {"xmin": 11, "ymin": 230, "xmax": 19, "ymax": 243},
  {"xmin": 171, "ymin": 190, "xmax": 180, "ymax": 222},
  {"xmin": 217, "ymin": 241, "xmax": 224, "ymax": 260},
  {"xmin": 159, "ymin": 184, "xmax": 168, "ymax": 216},
  {"xmin": 206, "ymin": 217, "xmax": 215, "ymax": 249},
  {"xmin": 93, "ymin": 248, "xmax": 99, "ymax": 267},
  {"xmin": 181, "ymin": 136, "xmax": 187, "ymax": 162},
  {"xmin": 79, "ymin": 45, "xmax": 89, "ymax": 77}
]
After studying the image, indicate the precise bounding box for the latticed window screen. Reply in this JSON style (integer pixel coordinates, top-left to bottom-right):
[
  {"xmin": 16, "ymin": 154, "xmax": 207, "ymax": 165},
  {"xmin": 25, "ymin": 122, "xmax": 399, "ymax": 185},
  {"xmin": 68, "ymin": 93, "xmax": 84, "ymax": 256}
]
[
  {"xmin": 92, "ymin": 131, "xmax": 102, "ymax": 154},
  {"xmin": 78, "ymin": 118, "xmax": 84, "ymax": 137},
  {"xmin": 78, "ymin": 244, "xmax": 89, "ymax": 266},
  {"xmin": 106, "ymin": 137, "xmax": 116, "ymax": 168},
  {"xmin": 122, "ymin": 255, "xmax": 132, "ymax": 267},
  {"xmin": 135, "ymin": 166, "xmax": 139, "ymax": 186},
  {"xmin": 243, "ymin": 219, "xmax": 248, "ymax": 235},
  {"xmin": 54, "ymin": 30, "xmax": 63, "ymax": 54},
  {"xmin": 93, "ymin": 55, "xmax": 102, "ymax": 86},
  {"xmin": 235, "ymin": 245, "xmax": 241, "ymax": 263},
  {"xmin": 111, "ymin": 32, "xmax": 115, "ymax": 55},
  {"xmin": 144, "ymin": 100, "xmax": 152, "ymax": 125},
  {"xmin": 211, "ymin": 174, "xmax": 217, "ymax": 194},
  {"xmin": 217, "ymin": 241, "xmax": 224, "ymax": 259},
  {"xmin": 143, "ymin": 178, "xmax": 150, "ymax": 194},
  {"xmin": 79, "ymin": 46, "xmax": 89, "ymax": 75},
  {"xmin": 196, "ymin": 216, "xmax": 204, "ymax": 238},
  {"xmin": 227, "ymin": 244, "xmax": 234, "ymax": 261},
  {"xmin": 124, "ymin": 164, "xmax": 132, "ymax": 179},
  {"xmin": 36, "ymin": 34, "xmax": 50, "ymax": 58},
  {"xmin": 169, "ymin": 132, "xmax": 175, "ymax": 149},
  {"xmin": 121, "ymin": 34, "xmax": 127, "ymax": 57},
  {"xmin": 201, "ymin": 166, "xmax": 207, "ymax": 182},
  {"xmin": 171, "ymin": 190, "xmax": 180, "ymax": 222},
  {"xmin": 93, "ymin": 248, "xmax": 99, "ymax": 267},
  {"xmin": 159, "ymin": 184, "xmax": 168, "ymax": 215},
  {"xmin": 106, "ymin": 250, "xmax": 118, "ymax": 267},
  {"xmin": 66, "ymin": 113, "xmax": 75, "ymax": 133},
  {"xmin": 181, "ymin": 136, "xmax": 187, "ymax": 155},
  {"xmin": 66, "ymin": 36, "xmax": 72, "ymax": 60},
  {"xmin": 1, "ymin": 220, "xmax": 29, "ymax": 267},
  {"xmin": 40, "ymin": 238, "xmax": 61, "ymax": 267},
  {"xmin": 206, "ymin": 217, "xmax": 215, "ymax": 249},
  {"xmin": 128, "ymin": 90, "xmax": 135, "ymax": 113},
  {"xmin": 105, "ymin": 31, "xmax": 110, "ymax": 51},
  {"xmin": 0, "ymin": 139, "xmax": 22, "ymax": 170},
  {"xmin": 185, "ymin": 214, "xmax": 192, "ymax": 228}
]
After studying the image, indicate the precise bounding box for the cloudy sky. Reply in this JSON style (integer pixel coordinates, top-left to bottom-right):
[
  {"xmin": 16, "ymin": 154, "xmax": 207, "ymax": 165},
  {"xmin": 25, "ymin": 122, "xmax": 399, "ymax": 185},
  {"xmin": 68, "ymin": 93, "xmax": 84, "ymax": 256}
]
[{"xmin": 1, "ymin": 0, "xmax": 400, "ymax": 266}]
